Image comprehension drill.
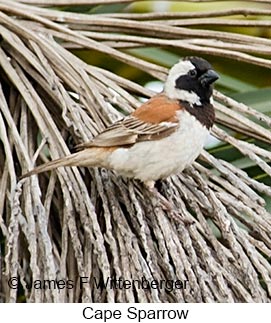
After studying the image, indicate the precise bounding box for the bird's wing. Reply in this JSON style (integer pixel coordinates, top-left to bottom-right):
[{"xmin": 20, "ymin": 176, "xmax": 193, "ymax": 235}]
[{"xmin": 77, "ymin": 94, "xmax": 182, "ymax": 149}]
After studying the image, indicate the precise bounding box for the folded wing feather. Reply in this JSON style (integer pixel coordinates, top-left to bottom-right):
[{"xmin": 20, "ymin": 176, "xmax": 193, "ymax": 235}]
[{"xmin": 77, "ymin": 94, "xmax": 181, "ymax": 150}]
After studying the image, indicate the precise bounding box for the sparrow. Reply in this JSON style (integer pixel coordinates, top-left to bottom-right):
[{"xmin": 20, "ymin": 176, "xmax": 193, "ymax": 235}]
[{"xmin": 21, "ymin": 56, "xmax": 219, "ymax": 188}]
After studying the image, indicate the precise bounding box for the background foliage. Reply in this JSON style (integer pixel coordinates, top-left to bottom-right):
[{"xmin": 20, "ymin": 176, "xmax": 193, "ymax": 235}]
[{"xmin": 0, "ymin": 0, "xmax": 271, "ymax": 302}]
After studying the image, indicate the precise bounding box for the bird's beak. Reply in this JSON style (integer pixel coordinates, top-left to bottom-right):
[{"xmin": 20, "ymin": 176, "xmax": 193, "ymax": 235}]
[{"xmin": 199, "ymin": 70, "xmax": 219, "ymax": 87}]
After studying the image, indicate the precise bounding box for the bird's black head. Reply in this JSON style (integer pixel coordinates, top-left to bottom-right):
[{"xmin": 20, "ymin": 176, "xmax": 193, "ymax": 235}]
[
  {"xmin": 175, "ymin": 57, "xmax": 219, "ymax": 104},
  {"xmin": 165, "ymin": 56, "xmax": 219, "ymax": 105}
]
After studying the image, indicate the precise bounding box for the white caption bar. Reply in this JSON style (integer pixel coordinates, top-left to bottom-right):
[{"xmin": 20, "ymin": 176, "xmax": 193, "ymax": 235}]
[{"xmin": 1, "ymin": 303, "xmax": 269, "ymax": 322}]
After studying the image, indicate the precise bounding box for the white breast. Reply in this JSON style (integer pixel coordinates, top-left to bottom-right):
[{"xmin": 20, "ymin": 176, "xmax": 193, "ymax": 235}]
[{"xmin": 107, "ymin": 110, "xmax": 209, "ymax": 182}]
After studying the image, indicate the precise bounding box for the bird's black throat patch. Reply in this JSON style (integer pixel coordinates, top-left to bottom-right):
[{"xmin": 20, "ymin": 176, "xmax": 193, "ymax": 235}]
[{"xmin": 180, "ymin": 100, "xmax": 215, "ymax": 129}]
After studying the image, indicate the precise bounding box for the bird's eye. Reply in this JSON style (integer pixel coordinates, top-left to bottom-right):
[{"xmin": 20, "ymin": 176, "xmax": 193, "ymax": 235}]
[{"xmin": 188, "ymin": 69, "xmax": 197, "ymax": 78}]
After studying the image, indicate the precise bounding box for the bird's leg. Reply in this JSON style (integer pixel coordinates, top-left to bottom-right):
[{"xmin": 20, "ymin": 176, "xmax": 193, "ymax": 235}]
[
  {"xmin": 144, "ymin": 180, "xmax": 176, "ymax": 212},
  {"xmin": 144, "ymin": 180, "xmax": 155, "ymax": 191},
  {"xmin": 144, "ymin": 181, "xmax": 194, "ymax": 225}
]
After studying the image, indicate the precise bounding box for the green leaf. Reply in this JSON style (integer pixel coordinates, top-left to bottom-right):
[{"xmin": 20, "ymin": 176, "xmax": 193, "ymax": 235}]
[
  {"xmin": 231, "ymin": 156, "xmax": 258, "ymax": 170},
  {"xmin": 216, "ymin": 73, "xmax": 258, "ymax": 93},
  {"xmin": 264, "ymin": 195, "xmax": 271, "ymax": 212},
  {"xmin": 127, "ymin": 47, "xmax": 180, "ymax": 67},
  {"xmin": 230, "ymin": 88, "xmax": 271, "ymax": 114},
  {"xmin": 90, "ymin": 4, "xmax": 129, "ymax": 14}
]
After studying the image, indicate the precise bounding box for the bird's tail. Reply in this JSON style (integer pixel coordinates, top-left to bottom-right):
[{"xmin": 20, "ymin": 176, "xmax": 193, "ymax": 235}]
[{"xmin": 20, "ymin": 148, "xmax": 109, "ymax": 179}]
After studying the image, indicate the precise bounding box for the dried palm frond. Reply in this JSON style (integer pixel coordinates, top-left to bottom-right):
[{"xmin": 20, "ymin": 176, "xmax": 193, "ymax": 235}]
[{"xmin": 0, "ymin": 0, "xmax": 271, "ymax": 302}]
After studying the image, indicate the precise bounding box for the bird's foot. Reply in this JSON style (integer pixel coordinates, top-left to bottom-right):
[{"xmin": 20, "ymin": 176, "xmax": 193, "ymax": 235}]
[
  {"xmin": 144, "ymin": 181, "xmax": 194, "ymax": 226},
  {"xmin": 144, "ymin": 181, "xmax": 177, "ymax": 213}
]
